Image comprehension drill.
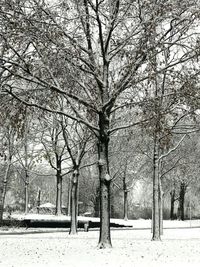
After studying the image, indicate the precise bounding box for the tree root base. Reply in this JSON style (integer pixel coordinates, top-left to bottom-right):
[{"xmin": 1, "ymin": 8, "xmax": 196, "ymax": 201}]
[
  {"xmin": 97, "ymin": 242, "xmax": 112, "ymax": 249},
  {"xmin": 69, "ymin": 230, "xmax": 78, "ymax": 235},
  {"xmin": 151, "ymin": 237, "xmax": 161, "ymax": 241}
]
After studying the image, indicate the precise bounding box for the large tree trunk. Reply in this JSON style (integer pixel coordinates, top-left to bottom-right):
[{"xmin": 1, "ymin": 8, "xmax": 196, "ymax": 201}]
[
  {"xmin": 152, "ymin": 138, "xmax": 161, "ymax": 241},
  {"xmin": 55, "ymin": 159, "xmax": 62, "ymax": 215},
  {"xmin": 170, "ymin": 189, "xmax": 175, "ymax": 220},
  {"xmin": 69, "ymin": 169, "xmax": 79, "ymax": 235},
  {"xmin": 98, "ymin": 160, "xmax": 111, "ymax": 248},
  {"xmin": 97, "ymin": 113, "xmax": 112, "ymax": 248},
  {"xmin": 178, "ymin": 182, "xmax": 186, "ymax": 221},
  {"xmin": 0, "ymin": 161, "xmax": 11, "ymax": 225}
]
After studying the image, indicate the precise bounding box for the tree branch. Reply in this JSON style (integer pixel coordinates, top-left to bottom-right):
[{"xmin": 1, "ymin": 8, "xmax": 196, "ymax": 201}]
[
  {"xmin": 5, "ymin": 87, "xmax": 100, "ymax": 134},
  {"xmin": 159, "ymin": 135, "xmax": 186, "ymax": 162}
]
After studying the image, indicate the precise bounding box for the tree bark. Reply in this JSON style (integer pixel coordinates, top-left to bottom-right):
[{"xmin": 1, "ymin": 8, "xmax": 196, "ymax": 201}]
[
  {"xmin": 94, "ymin": 187, "xmax": 100, "ymax": 217},
  {"xmin": 159, "ymin": 180, "xmax": 163, "ymax": 235},
  {"xmin": 24, "ymin": 115, "xmax": 29, "ymax": 215},
  {"xmin": 123, "ymin": 174, "xmax": 128, "ymax": 221},
  {"xmin": 37, "ymin": 189, "xmax": 41, "ymax": 214},
  {"xmin": 178, "ymin": 182, "xmax": 186, "ymax": 221},
  {"xmin": 67, "ymin": 178, "xmax": 71, "ymax": 216},
  {"xmin": 170, "ymin": 189, "xmax": 175, "ymax": 220},
  {"xmin": 124, "ymin": 190, "xmax": 128, "ymax": 221},
  {"xmin": 98, "ymin": 159, "xmax": 112, "ymax": 248},
  {"xmin": 0, "ymin": 161, "xmax": 11, "ymax": 225},
  {"xmin": 152, "ymin": 138, "xmax": 161, "ymax": 241},
  {"xmin": 24, "ymin": 170, "xmax": 29, "ymax": 214},
  {"xmin": 55, "ymin": 159, "xmax": 62, "ymax": 215},
  {"xmin": 69, "ymin": 169, "xmax": 79, "ymax": 235},
  {"xmin": 97, "ymin": 113, "xmax": 112, "ymax": 248}
]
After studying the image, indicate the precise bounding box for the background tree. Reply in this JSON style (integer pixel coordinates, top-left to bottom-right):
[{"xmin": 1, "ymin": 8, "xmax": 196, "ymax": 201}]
[
  {"xmin": 0, "ymin": 125, "xmax": 16, "ymax": 224},
  {"xmin": 39, "ymin": 114, "xmax": 69, "ymax": 215},
  {"xmin": 0, "ymin": 91, "xmax": 27, "ymax": 222},
  {"xmin": 62, "ymin": 119, "xmax": 94, "ymax": 234}
]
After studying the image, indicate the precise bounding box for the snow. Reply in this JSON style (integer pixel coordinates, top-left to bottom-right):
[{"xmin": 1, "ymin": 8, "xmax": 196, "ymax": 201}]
[
  {"xmin": 9, "ymin": 213, "xmax": 199, "ymax": 228},
  {"xmin": 1, "ymin": 218, "xmax": 200, "ymax": 267},
  {"xmin": 39, "ymin": 203, "xmax": 56, "ymax": 208}
]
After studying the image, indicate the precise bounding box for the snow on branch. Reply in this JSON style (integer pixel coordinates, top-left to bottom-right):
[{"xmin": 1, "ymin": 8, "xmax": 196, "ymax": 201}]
[{"xmin": 159, "ymin": 134, "xmax": 186, "ymax": 162}]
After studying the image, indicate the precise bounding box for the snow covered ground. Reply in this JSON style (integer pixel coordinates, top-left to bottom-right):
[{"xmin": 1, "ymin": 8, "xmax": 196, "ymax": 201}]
[
  {"xmin": 1, "ymin": 217, "xmax": 200, "ymax": 267},
  {"xmin": 9, "ymin": 213, "xmax": 199, "ymax": 228}
]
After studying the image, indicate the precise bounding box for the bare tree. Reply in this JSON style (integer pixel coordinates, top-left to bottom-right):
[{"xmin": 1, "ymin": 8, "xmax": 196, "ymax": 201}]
[
  {"xmin": 0, "ymin": 126, "xmax": 16, "ymax": 224},
  {"xmin": 39, "ymin": 114, "xmax": 69, "ymax": 215},
  {"xmin": 0, "ymin": 0, "xmax": 199, "ymax": 247},
  {"xmin": 62, "ymin": 119, "xmax": 94, "ymax": 234},
  {"xmin": 0, "ymin": 94, "xmax": 28, "ymax": 222}
]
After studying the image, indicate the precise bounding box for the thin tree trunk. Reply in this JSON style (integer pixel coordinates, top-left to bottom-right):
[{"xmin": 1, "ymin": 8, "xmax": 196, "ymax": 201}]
[
  {"xmin": 0, "ymin": 161, "xmax": 11, "ymax": 225},
  {"xmin": 159, "ymin": 180, "xmax": 163, "ymax": 235},
  {"xmin": 24, "ymin": 170, "xmax": 29, "ymax": 214},
  {"xmin": 123, "ymin": 174, "xmax": 128, "ymax": 221},
  {"xmin": 178, "ymin": 182, "xmax": 186, "ymax": 221},
  {"xmin": 55, "ymin": 161, "xmax": 62, "ymax": 215},
  {"xmin": 37, "ymin": 189, "xmax": 41, "ymax": 214},
  {"xmin": 55, "ymin": 176, "xmax": 62, "ymax": 215},
  {"xmin": 67, "ymin": 178, "xmax": 71, "ymax": 216},
  {"xmin": 69, "ymin": 169, "xmax": 79, "ymax": 235},
  {"xmin": 94, "ymin": 187, "xmax": 100, "ymax": 217},
  {"xmin": 152, "ymin": 138, "xmax": 161, "ymax": 241},
  {"xmin": 124, "ymin": 190, "xmax": 128, "ymax": 221},
  {"xmin": 110, "ymin": 191, "xmax": 114, "ymax": 218},
  {"xmin": 24, "ymin": 113, "xmax": 29, "ymax": 215},
  {"xmin": 151, "ymin": 200, "xmax": 153, "ymax": 233},
  {"xmin": 97, "ymin": 125, "xmax": 112, "ymax": 248},
  {"xmin": 170, "ymin": 189, "xmax": 175, "ymax": 220}
]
